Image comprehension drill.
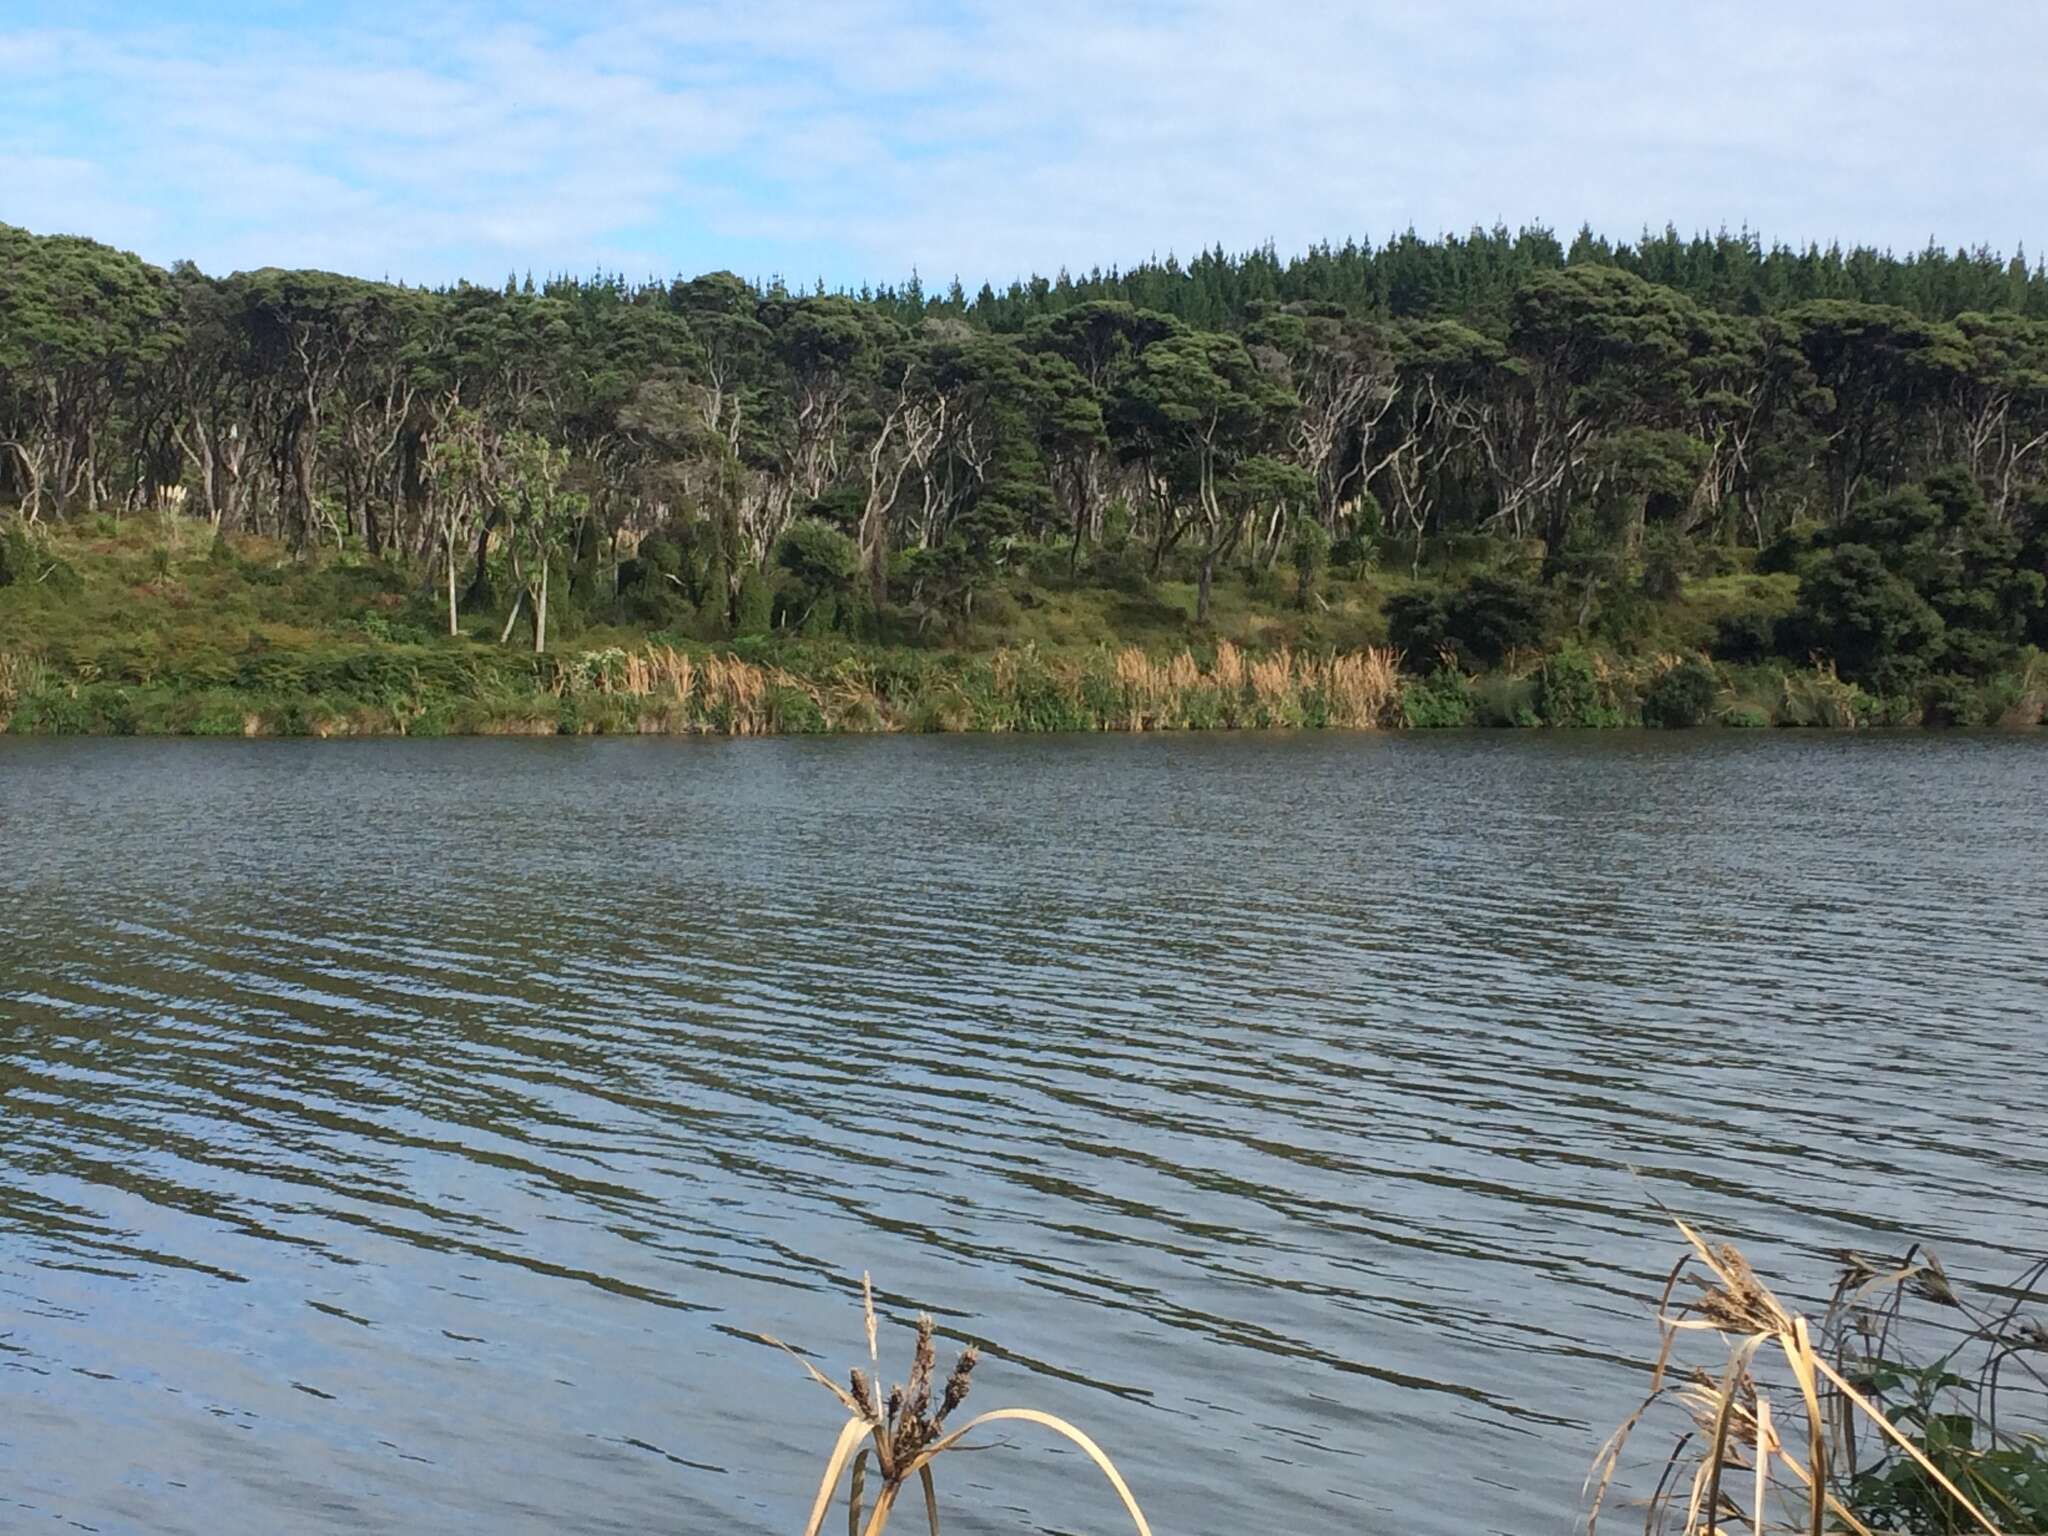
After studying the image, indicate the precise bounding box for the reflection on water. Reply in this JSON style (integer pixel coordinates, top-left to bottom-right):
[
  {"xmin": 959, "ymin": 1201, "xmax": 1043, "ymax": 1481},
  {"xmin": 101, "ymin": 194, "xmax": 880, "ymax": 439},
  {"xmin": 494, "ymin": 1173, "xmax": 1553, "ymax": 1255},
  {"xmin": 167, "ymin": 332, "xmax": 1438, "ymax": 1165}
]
[{"xmin": 2, "ymin": 733, "xmax": 2045, "ymax": 1536}]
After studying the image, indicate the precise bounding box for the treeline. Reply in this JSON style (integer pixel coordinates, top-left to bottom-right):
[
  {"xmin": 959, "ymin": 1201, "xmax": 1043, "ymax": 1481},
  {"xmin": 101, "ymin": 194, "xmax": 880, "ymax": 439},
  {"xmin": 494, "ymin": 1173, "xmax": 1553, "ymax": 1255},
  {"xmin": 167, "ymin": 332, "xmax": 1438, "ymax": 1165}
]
[{"xmin": 3, "ymin": 218, "xmax": 2047, "ymax": 687}]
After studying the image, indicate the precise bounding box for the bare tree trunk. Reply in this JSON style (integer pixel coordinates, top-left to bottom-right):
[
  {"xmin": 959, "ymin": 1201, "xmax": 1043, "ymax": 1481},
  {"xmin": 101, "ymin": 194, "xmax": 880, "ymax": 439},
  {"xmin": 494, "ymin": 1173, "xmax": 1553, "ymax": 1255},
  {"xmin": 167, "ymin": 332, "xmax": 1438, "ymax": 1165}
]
[{"xmin": 446, "ymin": 537, "xmax": 460, "ymax": 636}]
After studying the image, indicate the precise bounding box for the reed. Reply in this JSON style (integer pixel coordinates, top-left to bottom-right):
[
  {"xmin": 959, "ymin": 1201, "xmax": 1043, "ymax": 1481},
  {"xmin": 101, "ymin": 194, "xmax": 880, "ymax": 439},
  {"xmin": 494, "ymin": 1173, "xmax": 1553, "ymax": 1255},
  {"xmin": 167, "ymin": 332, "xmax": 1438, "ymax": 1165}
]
[
  {"xmin": 1318, "ymin": 645, "xmax": 1404, "ymax": 727},
  {"xmin": 553, "ymin": 640, "xmax": 1413, "ymax": 735},
  {"xmin": 1590, "ymin": 1219, "xmax": 2045, "ymax": 1536},
  {"xmin": 0, "ymin": 649, "xmax": 45, "ymax": 716},
  {"xmin": 773, "ymin": 1274, "xmax": 1153, "ymax": 1536}
]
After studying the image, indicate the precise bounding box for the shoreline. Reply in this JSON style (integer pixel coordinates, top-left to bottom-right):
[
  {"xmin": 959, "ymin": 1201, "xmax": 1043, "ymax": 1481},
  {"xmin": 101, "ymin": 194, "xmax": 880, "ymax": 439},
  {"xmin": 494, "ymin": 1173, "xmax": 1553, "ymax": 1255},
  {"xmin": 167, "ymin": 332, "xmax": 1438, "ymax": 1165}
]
[{"xmin": 5, "ymin": 640, "xmax": 2042, "ymax": 738}]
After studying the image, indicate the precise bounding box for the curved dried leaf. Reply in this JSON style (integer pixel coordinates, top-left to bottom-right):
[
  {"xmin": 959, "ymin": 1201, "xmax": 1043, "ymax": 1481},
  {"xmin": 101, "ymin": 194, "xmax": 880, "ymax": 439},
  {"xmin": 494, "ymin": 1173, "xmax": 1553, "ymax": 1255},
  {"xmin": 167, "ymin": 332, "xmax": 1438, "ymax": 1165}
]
[
  {"xmin": 847, "ymin": 1448, "xmax": 869, "ymax": 1536},
  {"xmin": 765, "ymin": 1334, "xmax": 868, "ymax": 1418},
  {"xmin": 908, "ymin": 1407, "xmax": 1152, "ymax": 1536},
  {"xmin": 804, "ymin": 1418, "xmax": 873, "ymax": 1536}
]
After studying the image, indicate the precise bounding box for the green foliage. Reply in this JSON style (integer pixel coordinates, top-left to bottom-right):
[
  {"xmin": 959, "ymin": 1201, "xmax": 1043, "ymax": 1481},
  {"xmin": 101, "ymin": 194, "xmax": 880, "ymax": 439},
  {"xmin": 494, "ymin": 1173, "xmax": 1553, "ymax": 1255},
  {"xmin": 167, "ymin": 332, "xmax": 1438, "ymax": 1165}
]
[
  {"xmin": 1776, "ymin": 664, "xmax": 1874, "ymax": 728},
  {"xmin": 1400, "ymin": 667, "xmax": 1475, "ymax": 727},
  {"xmin": 1471, "ymin": 671, "xmax": 1539, "ymax": 727},
  {"xmin": 733, "ymin": 566, "xmax": 773, "ymax": 637},
  {"xmin": 1639, "ymin": 527, "xmax": 1693, "ymax": 601},
  {"xmin": 1535, "ymin": 645, "xmax": 1623, "ymax": 727},
  {"xmin": 1290, "ymin": 519, "xmax": 1331, "ymax": 609},
  {"xmin": 1641, "ymin": 657, "xmax": 1719, "ymax": 728},
  {"xmin": 1388, "ymin": 571, "xmax": 1553, "ymax": 670},
  {"xmin": 775, "ymin": 517, "xmax": 860, "ymax": 632},
  {"xmin": 1713, "ymin": 608, "xmax": 1780, "ymax": 663},
  {"xmin": 1785, "ymin": 542, "xmax": 1946, "ymax": 691},
  {"xmin": 0, "ymin": 521, "xmax": 80, "ymax": 594}
]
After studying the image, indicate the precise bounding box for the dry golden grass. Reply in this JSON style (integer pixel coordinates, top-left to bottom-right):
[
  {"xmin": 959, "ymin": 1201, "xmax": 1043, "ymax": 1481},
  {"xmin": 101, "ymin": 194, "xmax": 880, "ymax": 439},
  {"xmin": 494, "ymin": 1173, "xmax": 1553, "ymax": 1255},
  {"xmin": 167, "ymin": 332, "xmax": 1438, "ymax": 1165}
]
[
  {"xmin": 773, "ymin": 1274, "xmax": 1152, "ymax": 1536},
  {"xmin": 1212, "ymin": 638, "xmax": 1247, "ymax": 694},
  {"xmin": 559, "ymin": 641, "xmax": 1405, "ymax": 735},
  {"xmin": 1322, "ymin": 646, "xmax": 1404, "ymax": 727},
  {"xmin": 1590, "ymin": 1219, "xmax": 2035, "ymax": 1536}
]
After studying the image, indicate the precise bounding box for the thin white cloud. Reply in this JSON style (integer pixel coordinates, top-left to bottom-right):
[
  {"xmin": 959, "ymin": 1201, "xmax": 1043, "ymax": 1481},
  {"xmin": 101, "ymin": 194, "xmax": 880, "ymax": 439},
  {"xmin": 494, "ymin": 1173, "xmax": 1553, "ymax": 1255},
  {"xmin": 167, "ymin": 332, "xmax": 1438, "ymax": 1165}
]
[{"xmin": 2, "ymin": 1, "xmax": 2044, "ymax": 287}]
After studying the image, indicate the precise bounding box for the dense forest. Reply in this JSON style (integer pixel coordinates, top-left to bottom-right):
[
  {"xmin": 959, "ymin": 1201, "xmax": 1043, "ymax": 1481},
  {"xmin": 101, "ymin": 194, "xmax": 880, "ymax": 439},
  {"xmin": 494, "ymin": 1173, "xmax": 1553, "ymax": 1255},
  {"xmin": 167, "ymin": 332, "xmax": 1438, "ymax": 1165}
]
[{"xmin": 3, "ymin": 218, "xmax": 2047, "ymax": 732}]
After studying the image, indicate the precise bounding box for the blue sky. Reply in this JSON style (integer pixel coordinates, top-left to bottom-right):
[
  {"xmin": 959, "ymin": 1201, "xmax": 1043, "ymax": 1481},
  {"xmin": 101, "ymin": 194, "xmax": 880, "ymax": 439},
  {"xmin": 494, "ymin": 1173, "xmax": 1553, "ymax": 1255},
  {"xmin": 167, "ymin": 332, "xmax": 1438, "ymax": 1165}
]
[{"xmin": 5, "ymin": 1, "xmax": 2046, "ymax": 289}]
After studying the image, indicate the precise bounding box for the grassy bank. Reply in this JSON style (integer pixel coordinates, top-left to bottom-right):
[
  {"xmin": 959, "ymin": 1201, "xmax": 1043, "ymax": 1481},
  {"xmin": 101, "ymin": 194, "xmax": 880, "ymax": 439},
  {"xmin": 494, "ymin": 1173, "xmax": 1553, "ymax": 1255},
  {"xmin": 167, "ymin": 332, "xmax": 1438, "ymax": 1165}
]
[{"xmin": 2, "ymin": 515, "xmax": 2043, "ymax": 738}]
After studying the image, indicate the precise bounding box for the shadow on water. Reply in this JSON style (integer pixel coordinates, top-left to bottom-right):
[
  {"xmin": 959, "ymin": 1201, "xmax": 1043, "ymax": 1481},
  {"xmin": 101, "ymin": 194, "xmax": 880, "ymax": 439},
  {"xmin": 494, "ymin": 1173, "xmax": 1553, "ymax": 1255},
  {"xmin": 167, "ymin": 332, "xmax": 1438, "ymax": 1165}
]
[{"xmin": 1, "ymin": 732, "xmax": 2045, "ymax": 1535}]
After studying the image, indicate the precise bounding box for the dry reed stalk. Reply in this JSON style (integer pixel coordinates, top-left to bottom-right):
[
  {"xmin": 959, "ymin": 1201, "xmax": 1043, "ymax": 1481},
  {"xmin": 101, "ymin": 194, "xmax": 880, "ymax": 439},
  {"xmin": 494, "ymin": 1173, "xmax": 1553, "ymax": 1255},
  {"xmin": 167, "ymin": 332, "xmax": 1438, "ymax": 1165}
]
[
  {"xmin": 1323, "ymin": 646, "xmax": 1402, "ymax": 727},
  {"xmin": 1248, "ymin": 647, "xmax": 1295, "ymax": 707},
  {"xmin": 1112, "ymin": 647, "xmax": 1164, "ymax": 729},
  {"xmin": 698, "ymin": 654, "xmax": 770, "ymax": 733},
  {"xmin": 819, "ymin": 659, "xmax": 887, "ymax": 731},
  {"xmin": 1589, "ymin": 1219, "xmax": 2018, "ymax": 1536},
  {"xmin": 774, "ymin": 1274, "xmax": 1152, "ymax": 1536},
  {"xmin": 1212, "ymin": 639, "xmax": 1246, "ymax": 695}
]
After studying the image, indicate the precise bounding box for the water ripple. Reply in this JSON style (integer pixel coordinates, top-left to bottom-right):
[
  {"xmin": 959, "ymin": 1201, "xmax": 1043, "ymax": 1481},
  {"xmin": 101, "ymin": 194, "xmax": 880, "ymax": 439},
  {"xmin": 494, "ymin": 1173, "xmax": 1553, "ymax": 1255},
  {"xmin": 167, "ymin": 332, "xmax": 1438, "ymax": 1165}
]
[{"xmin": 2, "ymin": 732, "xmax": 2045, "ymax": 1536}]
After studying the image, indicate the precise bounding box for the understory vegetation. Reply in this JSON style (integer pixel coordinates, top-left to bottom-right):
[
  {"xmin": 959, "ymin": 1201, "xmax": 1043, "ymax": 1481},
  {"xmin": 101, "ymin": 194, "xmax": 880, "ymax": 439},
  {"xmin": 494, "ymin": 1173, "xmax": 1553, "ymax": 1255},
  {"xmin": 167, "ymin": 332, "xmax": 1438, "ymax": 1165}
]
[
  {"xmin": 1, "ymin": 508, "xmax": 2044, "ymax": 735},
  {"xmin": 5, "ymin": 219, "xmax": 2048, "ymax": 735}
]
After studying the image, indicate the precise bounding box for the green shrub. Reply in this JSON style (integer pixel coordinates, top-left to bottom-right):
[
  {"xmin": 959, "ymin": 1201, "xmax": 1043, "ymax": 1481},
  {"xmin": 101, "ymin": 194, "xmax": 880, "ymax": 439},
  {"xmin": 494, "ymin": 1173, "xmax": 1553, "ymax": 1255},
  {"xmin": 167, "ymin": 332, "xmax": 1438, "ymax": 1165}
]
[
  {"xmin": 1721, "ymin": 703, "xmax": 1771, "ymax": 728},
  {"xmin": 1713, "ymin": 608, "xmax": 1779, "ymax": 663},
  {"xmin": 1387, "ymin": 571, "xmax": 1553, "ymax": 671},
  {"xmin": 1641, "ymin": 658, "xmax": 1718, "ymax": 728},
  {"xmin": 1471, "ymin": 671, "xmax": 1539, "ymax": 727},
  {"xmin": 1082, "ymin": 545, "xmax": 1153, "ymax": 596},
  {"xmin": 1400, "ymin": 667, "xmax": 1474, "ymax": 728},
  {"xmin": 1536, "ymin": 645, "xmax": 1623, "ymax": 727},
  {"xmin": 769, "ymin": 684, "xmax": 828, "ymax": 734},
  {"xmin": 0, "ymin": 522, "xmax": 81, "ymax": 594},
  {"xmin": 1329, "ymin": 532, "xmax": 1376, "ymax": 580},
  {"xmin": 1290, "ymin": 519, "xmax": 1331, "ymax": 609},
  {"xmin": 1638, "ymin": 527, "xmax": 1692, "ymax": 600}
]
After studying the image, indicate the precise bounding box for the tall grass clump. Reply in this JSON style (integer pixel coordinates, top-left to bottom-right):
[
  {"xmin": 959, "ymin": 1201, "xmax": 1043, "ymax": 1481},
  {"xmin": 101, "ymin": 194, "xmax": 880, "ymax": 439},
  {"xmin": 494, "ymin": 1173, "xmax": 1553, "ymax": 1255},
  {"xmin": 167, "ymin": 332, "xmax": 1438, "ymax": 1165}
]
[
  {"xmin": 1105, "ymin": 642, "xmax": 1399, "ymax": 731},
  {"xmin": 774, "ymin": 1275, "xmax": 1151, "ymax": 1536},
  {"xmin": 1775, "ymin": 661, "xmax": 1870, "ymax": 728},
  {"xmin": 0, "ymin": 650, "xmax": 46, "ymax": 723},
  {"xmin": 1590, "ymin": 1220, "xmax": 2047, "ymax": 1536}
]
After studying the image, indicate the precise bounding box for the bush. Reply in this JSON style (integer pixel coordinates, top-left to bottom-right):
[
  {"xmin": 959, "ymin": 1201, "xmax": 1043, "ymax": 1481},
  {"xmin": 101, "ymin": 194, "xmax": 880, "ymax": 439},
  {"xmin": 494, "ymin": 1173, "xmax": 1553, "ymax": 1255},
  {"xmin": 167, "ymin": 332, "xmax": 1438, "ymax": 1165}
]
[
  {"xmin": 1387, "ymin": 571, "xmax": 1553, "ymax": 671},
  {"xmin": 0, "ymin": 522, "xmax": 81, "ymax": 594},
  {"xmin": 1536, "ymin": 645, "xmax": 1622, "ymax": 727},
  {"xmin": 769, "ymin": 685, "xmax": 828, "ymax": 734},
  {"xmin": 1785, "ymin": 542, "xmax": 1946, "ymax": 690},
  {"xmin": 1400, "ymin": 667, "xmax": 1474, "ymax": 728},
  {"xmin": 1639, "ymin": 527, "xmax": 1692, "ymax": 601},
  {"xmin": 776, "ymin": 518, "xmax": 859, "ymax": 595},
  {"xmin": 1471, "ymin": 671, "xmax": 1539, "ymax": 727},
  {"xmin": 1712, "ymin": 608, "xmax": 1778, "ymax": 663},
  {"xmin": 1082, "ymin": 544, "xmax": 1152, "ymax": 596},
  {"xmin": 1290, "ymin": 519, "xmax": 1331, "ymax": 609},
  {"xmin": 1641, "ymin": 657, "xmax": 1718, "ymax": 728},
  {"xmin": 1329, "ymin": 532, "xmax": 1376, "ymax": 580}
]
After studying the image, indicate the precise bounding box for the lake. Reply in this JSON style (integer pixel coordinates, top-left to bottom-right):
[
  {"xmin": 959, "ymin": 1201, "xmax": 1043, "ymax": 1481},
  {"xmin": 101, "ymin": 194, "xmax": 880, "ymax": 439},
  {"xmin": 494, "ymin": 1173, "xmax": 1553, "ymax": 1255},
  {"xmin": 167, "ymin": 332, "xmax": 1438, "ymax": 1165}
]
[{"xmin": 2, "ymin": 733, "xmax": 2044, "ymax": 1536}]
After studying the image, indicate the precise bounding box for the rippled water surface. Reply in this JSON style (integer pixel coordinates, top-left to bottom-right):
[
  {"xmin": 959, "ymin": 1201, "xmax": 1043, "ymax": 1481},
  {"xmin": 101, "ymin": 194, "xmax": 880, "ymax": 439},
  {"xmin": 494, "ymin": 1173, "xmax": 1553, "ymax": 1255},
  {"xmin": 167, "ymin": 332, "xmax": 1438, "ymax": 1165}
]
[{"xmin": 3, "ymin": 733, "xmax": 2045, "ymax": 1535}]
